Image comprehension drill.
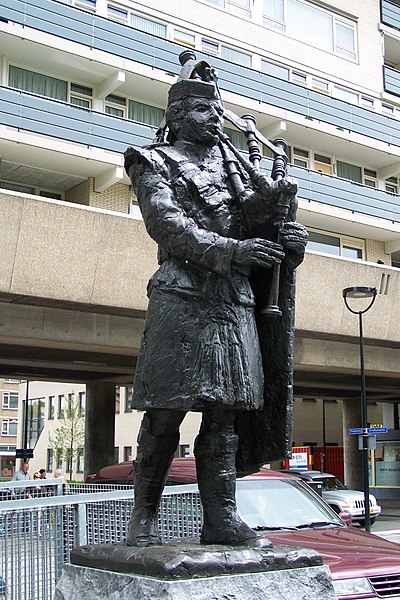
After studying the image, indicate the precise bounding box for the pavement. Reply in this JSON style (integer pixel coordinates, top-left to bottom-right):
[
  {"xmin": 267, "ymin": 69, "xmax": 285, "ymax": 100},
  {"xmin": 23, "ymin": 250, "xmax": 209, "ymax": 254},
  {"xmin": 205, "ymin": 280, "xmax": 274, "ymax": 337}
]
[{"xmin": 373, "ymin": 498, "xmax": 400, "ymax": 544}]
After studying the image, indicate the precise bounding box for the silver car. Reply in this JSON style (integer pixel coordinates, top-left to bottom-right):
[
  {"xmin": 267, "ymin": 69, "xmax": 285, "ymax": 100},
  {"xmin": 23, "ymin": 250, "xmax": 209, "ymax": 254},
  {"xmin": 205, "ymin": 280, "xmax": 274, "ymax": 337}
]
[{"xmin": 280, "ymin": 469, "xmax": 381, "ymax": 525}]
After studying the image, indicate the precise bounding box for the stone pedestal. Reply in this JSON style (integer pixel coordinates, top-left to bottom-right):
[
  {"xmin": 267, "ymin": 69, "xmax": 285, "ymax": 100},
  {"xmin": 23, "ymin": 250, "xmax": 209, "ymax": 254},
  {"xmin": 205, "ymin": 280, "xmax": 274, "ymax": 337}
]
[{"xmin": 54, "ymin": 539, "xmax": 336, "ymax": 600}]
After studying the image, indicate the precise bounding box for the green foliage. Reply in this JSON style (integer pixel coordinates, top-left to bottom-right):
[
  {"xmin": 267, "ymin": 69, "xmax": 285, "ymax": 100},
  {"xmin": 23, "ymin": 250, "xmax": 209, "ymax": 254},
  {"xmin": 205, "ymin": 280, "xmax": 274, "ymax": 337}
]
[{"xmin": 49, "ymin": 394, "xmax": 85, "ymax": 481}]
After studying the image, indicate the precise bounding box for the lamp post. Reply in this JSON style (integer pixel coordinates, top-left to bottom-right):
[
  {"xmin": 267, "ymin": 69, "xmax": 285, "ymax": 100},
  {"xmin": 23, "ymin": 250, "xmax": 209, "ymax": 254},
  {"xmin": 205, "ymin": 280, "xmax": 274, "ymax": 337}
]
[{"xmin": 342, "ymin": 286, "xmax": 377, "ymax": 532}]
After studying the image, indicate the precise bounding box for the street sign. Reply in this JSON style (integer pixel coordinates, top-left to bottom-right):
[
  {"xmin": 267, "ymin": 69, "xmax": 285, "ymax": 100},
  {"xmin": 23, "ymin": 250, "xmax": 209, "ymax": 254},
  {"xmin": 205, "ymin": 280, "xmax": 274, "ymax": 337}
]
[
  {"xmin": 15, "ymin": 448, "xmax": 34, "ymax": 459},
  {"xmin": 349, "ymin": 427, "xmax": 388, "ymax": 435},
  {"xmin": 367, "ymin": 427, "xmax": 388, "ymax": 433}
]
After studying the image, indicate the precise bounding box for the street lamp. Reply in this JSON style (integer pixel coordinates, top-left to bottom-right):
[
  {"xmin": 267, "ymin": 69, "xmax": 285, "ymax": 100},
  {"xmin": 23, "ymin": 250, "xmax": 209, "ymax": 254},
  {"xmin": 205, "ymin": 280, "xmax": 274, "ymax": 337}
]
[{"xmin": 342, "ymin": 286, "xmax": 377, "ymax": 532}]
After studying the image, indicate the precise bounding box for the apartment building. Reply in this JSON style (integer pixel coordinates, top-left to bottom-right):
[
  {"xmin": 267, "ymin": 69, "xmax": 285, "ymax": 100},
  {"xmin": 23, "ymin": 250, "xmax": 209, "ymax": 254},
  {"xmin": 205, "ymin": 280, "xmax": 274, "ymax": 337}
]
[
  {"xmin": 0, "ymin": 378, "xmax": 19, "ymax": 476},
  {"xmin": 1, "ymin": 0, "xmax": 400, "ymax": 493}
]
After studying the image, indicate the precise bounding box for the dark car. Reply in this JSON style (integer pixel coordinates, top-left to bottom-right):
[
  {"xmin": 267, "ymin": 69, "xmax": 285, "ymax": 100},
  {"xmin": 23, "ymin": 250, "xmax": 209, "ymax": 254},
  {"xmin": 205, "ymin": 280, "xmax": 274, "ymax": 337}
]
[{"xmin": 279, "ymin": 469, "xmax": 381, "ymax": 526}]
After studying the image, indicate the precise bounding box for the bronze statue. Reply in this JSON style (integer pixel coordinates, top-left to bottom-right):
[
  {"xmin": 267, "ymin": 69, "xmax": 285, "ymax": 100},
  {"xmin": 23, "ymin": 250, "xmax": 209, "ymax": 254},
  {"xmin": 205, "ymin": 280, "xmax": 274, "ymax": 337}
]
[{"xmin": 124, "ymin": 51, "xmax": 308, "ymax": 549}]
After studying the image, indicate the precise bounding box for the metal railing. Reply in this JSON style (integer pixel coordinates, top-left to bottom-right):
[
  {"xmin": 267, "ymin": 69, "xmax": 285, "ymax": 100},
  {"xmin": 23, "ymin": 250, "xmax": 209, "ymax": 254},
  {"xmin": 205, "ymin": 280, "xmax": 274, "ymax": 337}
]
[{"xmin": 0, "ymin": 480, "xmax": 202, "ymax": 600}]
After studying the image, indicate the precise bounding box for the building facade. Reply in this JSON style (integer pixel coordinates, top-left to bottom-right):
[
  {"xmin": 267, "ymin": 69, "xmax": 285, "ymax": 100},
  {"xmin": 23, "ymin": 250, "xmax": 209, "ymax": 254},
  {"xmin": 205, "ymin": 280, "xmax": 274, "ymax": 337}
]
[
  {"xmin": 0, "ymin": 378, "xmax": 19, "ymax": 476},
  {"xmin": 1, "ymin": 0, "xmax": 400, "ymax": 493}
]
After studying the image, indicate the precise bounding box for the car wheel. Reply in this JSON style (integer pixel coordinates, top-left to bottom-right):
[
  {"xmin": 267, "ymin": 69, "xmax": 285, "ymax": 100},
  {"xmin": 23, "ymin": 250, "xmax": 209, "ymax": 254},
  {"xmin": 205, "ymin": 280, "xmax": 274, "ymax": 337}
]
[{"xmin": 359, "ymin": 517, "xmax": 375, "ymax": 527}]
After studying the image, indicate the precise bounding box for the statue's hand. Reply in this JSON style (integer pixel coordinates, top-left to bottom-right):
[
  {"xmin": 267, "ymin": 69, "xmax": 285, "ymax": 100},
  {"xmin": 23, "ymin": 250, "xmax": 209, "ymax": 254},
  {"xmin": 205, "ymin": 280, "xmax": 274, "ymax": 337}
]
[
  {"xmin": 279, "ymin": 222, "xmax": 308, "ymax": 254},
  {"xmin": 233, "ymin": 238, "xmax": 284, "ymax": 269},
  {"xmin": 257, "ymin": 175, "xmax": 298, "ymax": 199}
]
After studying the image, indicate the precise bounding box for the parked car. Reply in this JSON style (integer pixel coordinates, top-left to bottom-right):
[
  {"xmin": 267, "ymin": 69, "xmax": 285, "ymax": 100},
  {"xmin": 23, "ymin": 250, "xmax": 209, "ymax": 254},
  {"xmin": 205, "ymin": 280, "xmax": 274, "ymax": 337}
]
[
  {"xmin": 279, "ymin": 469, "xmax": 381, "ymax": 526},
  {"xmin": 87, "ymin": 459, "xmax": 400, "ymax": 598}
]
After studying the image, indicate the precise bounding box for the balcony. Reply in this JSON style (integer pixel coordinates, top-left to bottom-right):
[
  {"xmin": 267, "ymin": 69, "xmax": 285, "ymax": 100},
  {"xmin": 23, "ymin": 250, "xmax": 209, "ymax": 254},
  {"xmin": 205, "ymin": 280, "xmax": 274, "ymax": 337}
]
[
  {"xmin": 381, "ymin": 0, "xmax": 400, "ymax": 31},
  {"xmin": 0, "ymin": 86, "xmax": 399, "ymax": 225},
  {"xmin": 2, "ymin": 0, "xmax": 400, "ymax": 151}
]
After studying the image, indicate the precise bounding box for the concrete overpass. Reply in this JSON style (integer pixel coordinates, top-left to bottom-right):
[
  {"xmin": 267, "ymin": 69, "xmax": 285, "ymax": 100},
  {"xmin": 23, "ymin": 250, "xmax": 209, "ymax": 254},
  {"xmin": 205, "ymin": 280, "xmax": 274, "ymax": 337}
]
[{"xmin": 2, "ymin": 191, "xmax": 400, "ymax": 481}]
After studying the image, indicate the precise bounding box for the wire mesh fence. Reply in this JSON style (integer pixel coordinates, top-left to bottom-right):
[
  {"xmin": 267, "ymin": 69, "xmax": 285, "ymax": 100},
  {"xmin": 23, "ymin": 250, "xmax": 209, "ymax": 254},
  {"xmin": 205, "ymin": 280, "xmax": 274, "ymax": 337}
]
[{"xmin": 0, "ymin": 480, "xmax": 202, "ymax": 600}]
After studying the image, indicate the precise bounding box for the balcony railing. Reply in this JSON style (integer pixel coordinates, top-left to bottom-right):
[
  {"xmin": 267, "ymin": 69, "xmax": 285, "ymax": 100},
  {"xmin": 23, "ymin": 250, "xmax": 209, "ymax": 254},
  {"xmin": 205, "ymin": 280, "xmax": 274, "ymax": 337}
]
[
  {"xmin": 2, "ymin": 0, "xmax": 400, "ymax": 150},
  {"xmin": 381, "ymin": 0, "xmax": 400, "ymax": 31},
  {"xmin": 1, "ymin": 85, "xmax": 399, "ymax": 224},
  {"xmin": 384, "ymin": 64, "xmax": 400, "ymax": 98}
]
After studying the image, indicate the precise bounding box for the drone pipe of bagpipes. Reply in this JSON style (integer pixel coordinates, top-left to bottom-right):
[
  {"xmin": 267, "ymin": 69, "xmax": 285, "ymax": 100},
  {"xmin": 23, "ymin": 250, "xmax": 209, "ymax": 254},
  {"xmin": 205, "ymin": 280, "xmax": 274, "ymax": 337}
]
[
  {"xmin": 241, "ymin": 114, "xmax": 261, "ymax": 170},
  {"xmin": 218, "ymin": 137, "xmax": 246, "ymax": 199},
  {"xmin": 218, "ymin": 132, "xmax": 276, "ymax": 195},
  {"xmin": 261, "ymin": 138, "xmax": 289, "ymax": 319}
]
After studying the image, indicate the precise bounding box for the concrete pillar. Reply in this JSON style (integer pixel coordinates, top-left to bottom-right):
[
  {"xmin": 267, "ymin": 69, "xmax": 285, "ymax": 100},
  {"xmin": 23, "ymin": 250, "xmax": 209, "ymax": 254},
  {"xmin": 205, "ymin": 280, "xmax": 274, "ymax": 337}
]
[
  {"xmin": 342, "ymin": 398, "xmax": 363, "ymax": 490},
  {"xmin": 84, "ymin": 382, "xmax": 116, "ymax": 480}
]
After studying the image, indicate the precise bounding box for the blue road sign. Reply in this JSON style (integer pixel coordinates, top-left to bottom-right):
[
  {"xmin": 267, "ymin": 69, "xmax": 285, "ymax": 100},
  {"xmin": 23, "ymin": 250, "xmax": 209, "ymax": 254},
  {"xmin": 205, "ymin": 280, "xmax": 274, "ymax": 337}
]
[
  {"xmin": 367, "ymin": 427, "xmax": 388, "ymax": 433},
  {"xmin": 349, "ymin": 428, "xmax": 362, "ymax": 435}
]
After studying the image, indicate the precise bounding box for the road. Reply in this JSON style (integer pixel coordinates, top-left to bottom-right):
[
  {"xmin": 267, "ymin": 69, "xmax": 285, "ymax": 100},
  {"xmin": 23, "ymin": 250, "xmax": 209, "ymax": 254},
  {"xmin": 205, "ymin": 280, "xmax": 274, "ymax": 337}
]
[{"xmin": 371, "ymin": 499, "xmax": 400, "ymax": 544}]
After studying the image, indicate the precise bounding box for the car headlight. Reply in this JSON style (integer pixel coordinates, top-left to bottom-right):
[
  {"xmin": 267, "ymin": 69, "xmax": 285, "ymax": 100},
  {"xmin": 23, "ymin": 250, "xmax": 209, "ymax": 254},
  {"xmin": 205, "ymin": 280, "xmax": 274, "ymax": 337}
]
[{"xmin": 333, "ymin": 577, "xmax": 373, "ymax": 597}]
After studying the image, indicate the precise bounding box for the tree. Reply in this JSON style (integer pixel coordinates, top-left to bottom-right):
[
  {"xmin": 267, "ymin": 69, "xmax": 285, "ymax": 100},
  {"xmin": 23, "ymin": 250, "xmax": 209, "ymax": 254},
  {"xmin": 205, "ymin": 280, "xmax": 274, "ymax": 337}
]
[{"xmin": 49, "ymin": 393, "xmax": 85, "ymax": 481}]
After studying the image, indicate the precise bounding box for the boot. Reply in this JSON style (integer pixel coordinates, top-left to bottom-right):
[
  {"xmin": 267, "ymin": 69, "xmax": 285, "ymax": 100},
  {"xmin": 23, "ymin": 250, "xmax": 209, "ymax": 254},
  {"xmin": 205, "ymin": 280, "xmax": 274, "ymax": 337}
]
[
  {"xmin": 126, "ymin": 422, "xmax": 179, "ymax": 547},
  {"xmin": 194, "ymin": 430, "xmax": 272, "ymax": 548}
]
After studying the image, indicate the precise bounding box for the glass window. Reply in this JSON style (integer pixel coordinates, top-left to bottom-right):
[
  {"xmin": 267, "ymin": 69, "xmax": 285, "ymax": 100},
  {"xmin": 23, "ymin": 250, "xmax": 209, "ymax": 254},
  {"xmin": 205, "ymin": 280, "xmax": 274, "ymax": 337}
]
[
  {"xmin": 261, "ymin": 60, "xmax": 289, "ymax": 80},
  {"xmin": 292, "ymin": 147, "xmax": 309, "ymax": 168},
  {"xmin": 336, "ymin": 160, "xmax": 362, "ymax": 183},
  {"xmin": 202, "ymin": 38, "xmax": 220, "ymax": 55},
  {"xmin": 124, "ymin": 446, "xmax": 132, "ymax": 461},
  {"xmin": 227, "ymin": 0, "xmax": 251, "ymax": 18},
  {"xmin": 386, "ymin": 177, "xmax": 398, "ymax": 194},
  {"xmin": 128, "ymin": 100, "xmax": 164, "ymax": 127},
  {"xmin": 335, "ymin": 21, "xmax": 356, "ymax": 60},
  {"xmin": 2, "ymin": 391, "xmax": 18, "ymax": 409},
  {"xmin": 78, "ymin": 391, "xmax": 85, "ymax": 416},
  {"xmin": 58, "ymin": 394, "xmax": 64, "ymax": 419},
  {"xmin": 180, "ymin": 444, "xmax": 190, "ymax": 457},
  {"xmin": 56, "ymin": 449, "xmax": 63, "ymax": 470},
  {"xmin": 1, "ymin": 419, "xmax": 18, "ymax": 436},
  {"xmin": 314, "ymin": 153, "xmax": 332, "ymax": 175},
  {"xmin": 174, "ymin": 29, "xmax": 196, "ymax": 47},
  {"xmin": 48, "ymin": 396, "xmax": 55, "ymax": 420},
  {"xmin": 114, "ymin": 447, "xmax": 119, "ymax": 464},
  {"xmin": 287, "ymin": 0, "xmax": 333, "ymax": 53},
  {"xmin": 124, "ymin": 386, "xmax": 133, "ymax": 413},
  {"xmin": 333, "ymin": 86, "xmax": 359, "ymax": 105},
  {"xmin": 131, "ymin": 14, "xmax": 167, "ymax": 37},
  {"xmin": 77, "ymin": 449, "xmax": 84, "ymax": 473},
  {"xmin": 47, "ymin": 448, "xmax": 53, "ymax": 473},
  {"xmin": 107, "ymin": 4, "xmax": 128, "ymax": 21},
  {"xmin": 263, "ymin": 0, "xmax": 285, "ymax": 30},
  {"xmin": 221, "ymin": 46, "xmax": 251, "ymax": 67},
  {"xmin": 292, "ymin": 70, "xmax": 307, "ymax": 85},
  {"xmin": 204, "ymin": 0, "xmax": 224, "ymax": 5},
  {"xmin": 308, "ymin": 231, "xmax": 340, "ymax": 256},
  {"xmin": 224, "ymin": 127, "xmax": 248, "ymax": 151},
  {"xmin": 342, "ymin": 245, "xmax": 362, "ymax": 259},
  {"xmin": 312, "ymin": 78, "xmax": 329, "ymax": 93},
  {"xmin": 9, "ymin": 66, "xmax": 68, "ymax": 101}
]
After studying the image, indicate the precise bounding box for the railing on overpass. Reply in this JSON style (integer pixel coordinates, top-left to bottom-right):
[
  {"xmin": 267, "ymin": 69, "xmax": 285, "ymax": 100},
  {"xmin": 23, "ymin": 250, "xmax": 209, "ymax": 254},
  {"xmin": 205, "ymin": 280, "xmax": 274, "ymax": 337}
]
[
  {"xmin": 1, "ymin": 0, "xmax": 400, "ymax": 149},
  {"xmin": 0, "ymin": 479, "xmax": 203, "ymax": 600}
]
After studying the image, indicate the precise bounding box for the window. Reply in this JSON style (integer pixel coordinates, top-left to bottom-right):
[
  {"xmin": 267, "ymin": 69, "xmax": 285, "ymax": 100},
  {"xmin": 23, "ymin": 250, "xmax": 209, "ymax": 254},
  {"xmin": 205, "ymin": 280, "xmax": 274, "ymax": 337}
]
[
  {"xmin": 179, "ymin": 444, "xmax": 190, "ymax": 457},
  {"xmin": 77, "ymin": 449, "xmax": 84, "ymax": 473},
  {"xmin": 292, "ymin": 147, "xmax": 309, "ymax": 168},
  {"xmin": 174, "ymin": 29, "xmax": 196, "ymax": 47},
  {"xmin": 124, "ymin": 386, "xmax": 133, "ymax": 413},
  {"xmin": 386, "ymin": 177, "xmax": 399, "ymax": 194},
  {"xmin": 333, "ymin": 86, "xmax": 359, "ymax": 105},
  {"xmin": 364, "ymin": 168, "xmax": 377, "ymax": 188},
  {"xmin": 292, "ymin": 70, "xmax": 307, "ymax": 85},
  {"xmin": 74, "ymin": 0, "xmax": 96, "ymax": 10},
  {"xmin": 227, "ymin": 0, "xmax": 251, "ymax": 18},
  {"xmin": 382, "ymin": 103, "xmax": 395, "ymax": 116},
  {"xmin": 105, "ymin": 94, "xmax": 126, "ymax": 118},
  {"xmin": 336, "ymin": 160, "xmax": 362, "ymax": 184},
  {"xmin": 114, "ymin": 447, "xmax": 119, "ymax": 464},
  {"xmin": 307, "ymin": 228, "xmax": 364, "ymax": 259},
  {"xmin": 2, "ymin": 391, "xmax": 18, "ymax": 410},
  {"xmin": 1, "ymin": 419, "xmax": 18, "ymax": 436},
  {"xmin": 124, "ymin": 446, "xmax": 132, "ymax": 461},
  {"xmin": 263, "ymin": 0, "xmax": 285, "ymax": 30},
  {"xmin": 107, "ymin": 4, "xmax": 128, "ymax": 22},
  {"xmin": 202, "ymin": 38, "xmax": 220, "ymax": 55},
  {"xmin": 312, "ymin": 78, "xmax": 329, "ymax": 94},
  {"xmin": 264, "ymin": 1, "xmax": 357, "ymax": 60},
  {"xmin": 221, "ymin": 45, "xmax": 251, "ymax": 67},
  {"xmin": 128, "ymin": 100, "xmax": 164, "ymax": 127},
  {"xmin": 261, "ymin": 60, "xmax": 289, "ymax": 80},
  {"xmin": 78, "ymin": 391, "xmax": 85, "ymax": 416},
  {"xmin": 131, "ymin": 14, "xmax": 167, "ymax": 37},
  {"xmin": 47, "ymin": 449, "xmax": 53, "ymax": 473},
  {"xmin": 56, "ymin": 449, "xmax": 63, "ymax": 470},
  {"xmin": 224, "ymin": 127, "xmax": 248, "ymax": 151},
  {"xmin": 48, "ymin": 396, "xmax": 55, "ymax": 420},
  {"xmin": 9, "ymin": 66, "xmax": 68, "ymax": 101},
  {"xmin": 70, "ymin": 83, "xmax": 92, "ymax": 109},
  {"xmin": 3, "ymin": 379, "xmax": 21, "ymax": 383},
  {"xmin": 58, "ymin": 394, "xmax": 65, "ymax": 419},
  {"xmin": 314, "ymin": 153, "xmax": 332, "ymax": 175}
]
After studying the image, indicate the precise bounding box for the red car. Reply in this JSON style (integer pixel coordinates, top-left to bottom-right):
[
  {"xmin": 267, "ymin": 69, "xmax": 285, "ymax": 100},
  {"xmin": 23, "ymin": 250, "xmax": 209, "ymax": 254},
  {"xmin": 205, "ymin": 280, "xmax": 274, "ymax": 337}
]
[{"xmin": 86, "ymin": 459, "xmax": 400, "ymax": 599}]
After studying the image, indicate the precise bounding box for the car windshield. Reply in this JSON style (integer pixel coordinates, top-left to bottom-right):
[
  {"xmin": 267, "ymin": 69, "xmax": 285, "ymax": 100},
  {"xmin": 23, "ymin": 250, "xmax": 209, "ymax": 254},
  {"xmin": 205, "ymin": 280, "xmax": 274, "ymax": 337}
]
[
  {"xmin": 236, "ymin": 478, "xmax": 344, "ymax": 530},
  {"xmin": 317, "ymin": 477, "xmax": 348, "ymax": 491}
]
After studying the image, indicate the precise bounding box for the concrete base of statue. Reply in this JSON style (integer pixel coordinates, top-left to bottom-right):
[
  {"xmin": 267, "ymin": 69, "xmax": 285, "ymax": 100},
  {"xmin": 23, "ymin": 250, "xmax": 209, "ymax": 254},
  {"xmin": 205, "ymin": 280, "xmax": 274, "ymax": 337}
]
[{"xmin": 54, "ymin": 539, "xmax": 336, "ymax": 600}]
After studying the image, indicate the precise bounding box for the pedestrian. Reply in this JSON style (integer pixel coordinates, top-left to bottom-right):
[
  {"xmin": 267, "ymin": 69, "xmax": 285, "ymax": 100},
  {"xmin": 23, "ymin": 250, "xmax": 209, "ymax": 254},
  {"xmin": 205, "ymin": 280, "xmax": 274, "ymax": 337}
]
[
  {"xmin": 39, "ymin": 469, "xmax": 46, "ymax": 479},
  {"xmin": 11, "ymin": 462, "xmax": 32, "ymax": 499}
]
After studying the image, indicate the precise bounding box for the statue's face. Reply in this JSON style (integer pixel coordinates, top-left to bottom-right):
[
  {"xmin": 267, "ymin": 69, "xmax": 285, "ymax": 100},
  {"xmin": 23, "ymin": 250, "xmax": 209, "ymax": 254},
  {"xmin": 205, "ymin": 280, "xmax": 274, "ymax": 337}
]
[{"xmin": 175, "ymin": 98, "xmax": 224, "ymax": 147}]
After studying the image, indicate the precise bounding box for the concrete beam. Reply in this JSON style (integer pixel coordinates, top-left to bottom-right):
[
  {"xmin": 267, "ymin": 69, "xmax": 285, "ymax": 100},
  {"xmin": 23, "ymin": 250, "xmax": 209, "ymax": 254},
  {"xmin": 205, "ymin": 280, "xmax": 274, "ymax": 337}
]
[
  {"xmin": 94, "ymin": 166, "xmax": 124, "ymax": 192},
  {"xmin": 261, "ymin": 120, "xmax": 287, "ymax": 141},
  {"xmin": 379, "ymin": 161, "xmax": 400, "ymax": 180},
  {"xmin": 95, "ymin": 70, "xmax": 125, "ymax": 100},
  {"xmin": 385, "ymin": 238, "xmax": 400, "ymax": 254}
]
